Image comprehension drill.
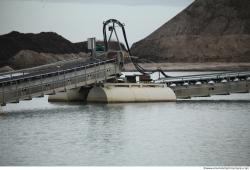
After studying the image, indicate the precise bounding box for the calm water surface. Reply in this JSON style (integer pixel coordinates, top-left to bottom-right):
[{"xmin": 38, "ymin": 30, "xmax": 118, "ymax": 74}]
[{"xmin": 0, "ymin": 72, "xmax": 250, "ymax": 166}]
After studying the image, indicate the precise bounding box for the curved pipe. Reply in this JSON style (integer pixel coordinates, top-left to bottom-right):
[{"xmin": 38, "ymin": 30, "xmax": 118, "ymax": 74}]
[
  {"xmin": 103, "ymin": 19, "xmax": 170, "ymax": 78},
  {"xmin": 103, "ymin": 19, "xmax": 131, "ymax": 55}
]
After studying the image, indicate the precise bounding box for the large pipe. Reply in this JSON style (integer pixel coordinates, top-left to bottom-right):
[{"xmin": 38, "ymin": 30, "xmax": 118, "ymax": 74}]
[{"xmin": 87, "ymin": 83, "xmax": 176, "ymax": 103}]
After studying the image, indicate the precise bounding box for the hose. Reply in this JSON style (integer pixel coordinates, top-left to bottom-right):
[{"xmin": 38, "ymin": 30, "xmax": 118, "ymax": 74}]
[{"xmin": 103, "ymin": 19, "xmax": 171, "ymax": 78}]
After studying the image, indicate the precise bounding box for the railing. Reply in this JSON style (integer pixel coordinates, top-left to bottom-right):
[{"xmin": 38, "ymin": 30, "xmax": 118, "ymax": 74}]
[
  {"xmin": 0, "ymin": 57, "xmax": 120, "ymax": 106},
  {"xmin": 104, "ymin": 83, "xmax": 167, "ymax": 88},
  {"xmin": 0, "ymin": 58, "xmax": 117, "ymax": 86},
  {"xmin": 156, "ymin": 71, "xmax": 250, "ymax": 84},
  {"xmin": 0, "ymin": 56, "xmax": 85, "ymax": 77}
]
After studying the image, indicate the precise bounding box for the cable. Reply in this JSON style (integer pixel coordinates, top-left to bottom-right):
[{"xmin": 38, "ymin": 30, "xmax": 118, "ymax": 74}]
[{"xmin": 103, "ymin": 19, "xmax": 171, "ymax": 78}]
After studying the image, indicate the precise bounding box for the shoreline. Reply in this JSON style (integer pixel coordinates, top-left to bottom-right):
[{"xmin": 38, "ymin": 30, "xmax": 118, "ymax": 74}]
[{"xmin": 124, "ymin": 62, "xmax": 250, "ymax": 71}]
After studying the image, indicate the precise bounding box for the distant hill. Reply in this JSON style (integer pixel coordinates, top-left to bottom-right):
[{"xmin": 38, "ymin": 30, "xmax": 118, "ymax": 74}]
[
  {"xmin": 0, "ymin": 31, "xmax": 87, "ymax": 69},
  {"xmin": 0, "ymin": 31, "xmax": 125, "ymax": 70},
  {"xmin": 131, "ymin": 0, "xmax": 250, "ymax": 63}
]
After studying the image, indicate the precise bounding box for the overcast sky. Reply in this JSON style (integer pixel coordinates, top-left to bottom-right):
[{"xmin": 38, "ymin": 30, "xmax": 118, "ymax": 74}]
[{"xmin": 0, "ymin": 0, "xmax": 193, "ymax": 45}]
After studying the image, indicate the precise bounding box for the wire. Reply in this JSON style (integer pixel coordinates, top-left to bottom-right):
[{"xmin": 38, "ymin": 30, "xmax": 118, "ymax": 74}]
[{"xmin": 103, "ymin": 19, "xmax": 171, "ymax": 79}]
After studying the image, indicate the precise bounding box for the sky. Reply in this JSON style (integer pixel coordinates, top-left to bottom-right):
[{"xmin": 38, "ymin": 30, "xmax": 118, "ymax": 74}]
[{"xmin": 0, "ymin": 0, "xmax": 193, "ymax": 45}]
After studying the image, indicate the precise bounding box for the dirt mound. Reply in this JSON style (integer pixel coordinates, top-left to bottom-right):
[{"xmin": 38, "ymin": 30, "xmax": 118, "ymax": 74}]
[
  {"xmin": 0, "ymin": 66, "xmax": 14, "ymax": 73},
  {"xmin": 0, "ymin": 31, "xmax": 125, "ymax": 69},
  {"xmin": 131, "ymin": 0, "xmax": 250, "ymax": 63},
  {"xmin": 0, "ymin": 31, "xmax": 85, "ymax": 66},
  {"xmin": 9, "ymin": 50, "xmax": 88, "ymax": 70}
]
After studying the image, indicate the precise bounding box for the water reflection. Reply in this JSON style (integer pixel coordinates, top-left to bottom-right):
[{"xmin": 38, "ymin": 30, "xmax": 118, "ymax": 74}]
[
  {"xmin": 0, "ymin": 81, "xmax": 250, "ymax": 165},
  {"xmin": 84, "ymin": 104, "xmax": 125, "ymax": 157}
]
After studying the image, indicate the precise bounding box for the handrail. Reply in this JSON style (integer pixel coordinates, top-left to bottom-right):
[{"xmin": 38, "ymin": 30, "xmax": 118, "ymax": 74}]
[
  {"xmin": 157, "ymin": 71, "xmax": 250, "ymax": 83},
  {"xmin": 0, "ymin": 56, "xmax": 85, "ymax": 76},
  {"xmin": 0, "ymin": 58, "xmax": 116, "ymax": 85},
  {"xmin": 0, "ymin": 67, "xmax": 112, "ymax": 93}
]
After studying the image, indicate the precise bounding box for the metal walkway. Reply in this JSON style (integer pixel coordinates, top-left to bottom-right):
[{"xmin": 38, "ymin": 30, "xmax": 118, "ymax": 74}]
[
  {"xmin": 157, "ymin": 71, "xmax": 250, "ymax": 99},
  {"xmin": 0, "ymin": 55, "xmax": 124, "ymax": 106}
]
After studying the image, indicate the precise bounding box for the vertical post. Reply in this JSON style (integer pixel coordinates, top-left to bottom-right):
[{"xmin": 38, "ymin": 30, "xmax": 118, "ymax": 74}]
[
  {"xmin": 15, "ymin": 80, "xmax": 18, "ymax": 101},
  {"xmin": 158, "ymin": 68, "xmax": 160, "ymax": 80},
  {"xmin": 95, "ymin": 63, "xmax": 97, "ymax": 84},
  {"xmin": 104, "ymin": 62, "xmax": 107, "ymax": 82},
  {"xmin": 53, "ymin": 75, "xmax": 55, "ymax": 93},
  {"xmin": 98, "ymin": 61, "xmax": 101, "ymax": 81},
  {"xmin": 85, "ymin": 66, "xmax": 87, "ymax": 85},
  {"xmin": 246, "ymin": 78, "xmax": 249, "ymax": 93},
  {"xmin": 28, "ymin": 78, "xmax": 31, "ymax": 99},
  {"xmin": 57, "ymin": 66, "xmax": 60, "ymax": 89},
  {"xmin": 74, "ymin": 68, "xmax": 77, "ymax": 88},
  {"xmin": 114, "ymin": 57, "xmax": 117, "ymax": 79},
  {"xmin": 64, "ymin": 70, "xmax": 66, "ymax": 91},
  {"xmin": 2, "ymin": 83, "xmax": 5, "ymax": 106},
  {"xmin": 40, "ymin": 75, "xmax": 44, "ymax": 97}
]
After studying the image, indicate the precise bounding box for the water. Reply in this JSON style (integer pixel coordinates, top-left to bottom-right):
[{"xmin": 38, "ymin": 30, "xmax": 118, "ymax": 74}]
[{"xmin": 0, "ymin": 72, "xmax": 250, "ymax": 166}]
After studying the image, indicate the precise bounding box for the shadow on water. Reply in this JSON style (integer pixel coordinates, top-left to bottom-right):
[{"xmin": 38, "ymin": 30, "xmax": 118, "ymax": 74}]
[
  {"xmin": 0, "ymin": 101, "xmax": 127, "ymax": 118},
  {"xmin": 177, "ymin": 99, "xmax": 250, "ymax": 104},
  {"xmin": 1, "ymin": 96, "xmax": 249, "ymax": 118},
  {"xmin": 1, "ymin": 101, "xmax": 83, "ymax": 117}
]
